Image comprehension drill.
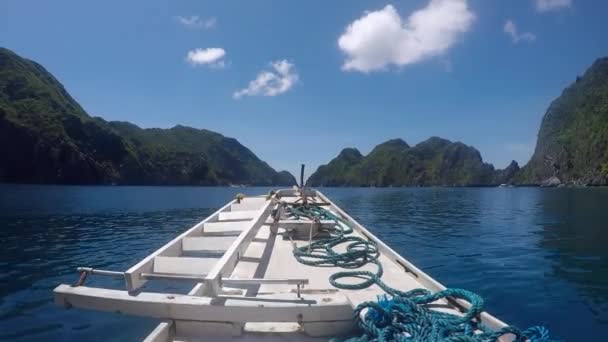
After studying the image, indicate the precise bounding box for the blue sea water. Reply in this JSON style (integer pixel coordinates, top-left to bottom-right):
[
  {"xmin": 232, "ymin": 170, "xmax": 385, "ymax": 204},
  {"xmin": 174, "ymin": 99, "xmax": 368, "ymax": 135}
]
[{"xmin": 1, "ymin": 185, "xmax": 607, "ymax": 341}]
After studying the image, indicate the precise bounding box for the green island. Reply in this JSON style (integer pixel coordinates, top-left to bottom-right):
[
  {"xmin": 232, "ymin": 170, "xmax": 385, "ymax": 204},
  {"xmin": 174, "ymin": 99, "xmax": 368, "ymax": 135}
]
[
  {"xmin": 0, "ymin": 48, "xmax": 296, "ymax": 186},
  {"xmin": 2, "ymin": 46, "xmax": 608, "ymax": 187},
  {"xmin": 308, "ymin": 58, "xmax": 608, "ymax": 187}
]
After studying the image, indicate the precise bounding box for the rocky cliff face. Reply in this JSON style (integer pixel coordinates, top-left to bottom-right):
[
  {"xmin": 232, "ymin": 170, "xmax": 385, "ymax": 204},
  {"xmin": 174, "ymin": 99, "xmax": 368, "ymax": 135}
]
[
  {"xmin": 309, "ymin": 56, "xmax": 608, "ymax": 188},
  {"xmin": 307, "ymin": 137, "xmax": 504, "ymax": 187},
  {"xmin": 493, "ymin": 160, "xmax": 520, "ymax": 185},
  {"xmin": 0, "ymin": 47, "xmax": 296, "ymax": 186},
  {"xmin": 517, "ymin": 57, "xmax": 608, "ymax": 186},
  {"xmin": 306, "ymin": 148, "xmax": 364, "ymax": 186}
]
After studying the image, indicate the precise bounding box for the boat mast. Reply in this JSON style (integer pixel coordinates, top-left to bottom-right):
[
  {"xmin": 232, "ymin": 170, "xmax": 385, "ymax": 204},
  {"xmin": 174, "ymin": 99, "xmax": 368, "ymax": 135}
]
[{"xmin": 300, "ymin": 163, "xmax": 307, "ymax": 204}]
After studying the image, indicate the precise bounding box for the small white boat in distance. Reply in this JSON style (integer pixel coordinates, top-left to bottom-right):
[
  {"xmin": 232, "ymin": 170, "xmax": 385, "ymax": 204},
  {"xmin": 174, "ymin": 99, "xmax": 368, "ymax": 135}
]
[{"xmin": 54, "ymin": 188, "xmax": 516, "ymax": 341}]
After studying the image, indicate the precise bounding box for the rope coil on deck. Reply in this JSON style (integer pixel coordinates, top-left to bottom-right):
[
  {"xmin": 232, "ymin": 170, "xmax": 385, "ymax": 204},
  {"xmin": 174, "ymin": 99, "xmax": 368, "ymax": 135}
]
[{"xmin": 285, "ymin": 203, "xmax": 550, "ymax": 342}]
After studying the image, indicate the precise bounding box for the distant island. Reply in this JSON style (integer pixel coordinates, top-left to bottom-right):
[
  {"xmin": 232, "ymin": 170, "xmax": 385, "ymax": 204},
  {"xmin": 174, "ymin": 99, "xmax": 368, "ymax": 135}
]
[
  {"xmin": 0, "ymin": 48, "xmax": 296, "ymax": 186},
  {"xmin": 307, "ymin": 57, "xmax": 608, "ymax": 187},
  {"xmin": 2, "ymin": 46, "xmax": 608, "ymax": 188},
  {"xmin": 306, "ymin": 138, "xmax": 519, "ymax": 187}
]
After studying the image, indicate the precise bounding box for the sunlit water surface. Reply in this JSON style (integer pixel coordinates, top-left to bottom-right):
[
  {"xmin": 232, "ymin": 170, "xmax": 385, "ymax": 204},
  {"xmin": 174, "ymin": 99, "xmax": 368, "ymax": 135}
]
[{"xmin": 1, "ymin": 185, "xmax": 607, "ymax": 341}]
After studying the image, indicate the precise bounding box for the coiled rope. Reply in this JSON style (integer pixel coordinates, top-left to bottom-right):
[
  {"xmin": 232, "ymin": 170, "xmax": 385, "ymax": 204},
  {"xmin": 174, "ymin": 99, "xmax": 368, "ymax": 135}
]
[{"xmin": 284, "ymin": 203, "xmax": 550, "ymax": 342}]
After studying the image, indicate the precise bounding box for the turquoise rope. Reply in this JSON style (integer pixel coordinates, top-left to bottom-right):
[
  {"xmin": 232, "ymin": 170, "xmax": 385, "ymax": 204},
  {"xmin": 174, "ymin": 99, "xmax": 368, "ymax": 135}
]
[{"xmin": 286, "ymin": 204, "xmax": 550, "ymax": 342}]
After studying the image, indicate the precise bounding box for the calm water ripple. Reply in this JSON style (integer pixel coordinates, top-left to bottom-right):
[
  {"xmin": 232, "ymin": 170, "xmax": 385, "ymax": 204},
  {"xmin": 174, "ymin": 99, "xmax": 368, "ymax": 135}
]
[{"xmin": 1, "ymin": 185, "xmax": 607, "ymax": 341}]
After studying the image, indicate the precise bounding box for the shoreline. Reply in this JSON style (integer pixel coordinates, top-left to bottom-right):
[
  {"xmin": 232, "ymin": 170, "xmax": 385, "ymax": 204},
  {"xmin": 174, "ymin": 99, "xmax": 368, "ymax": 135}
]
[{"xmin": 1, "ymin": 182, "xmax": 605, "ymax": 189}]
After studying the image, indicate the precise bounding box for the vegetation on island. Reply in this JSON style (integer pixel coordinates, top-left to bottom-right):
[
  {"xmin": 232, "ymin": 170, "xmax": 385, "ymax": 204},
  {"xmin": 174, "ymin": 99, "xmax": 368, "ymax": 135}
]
[
  {"xmin": 309, "ymin": 56, "xmax": 608, "ymax": 187},
  {"xmin": 0, "ymin": 47, "xmax": 296, "ymax": 186},
  {"xmin": 307, "ymin": 137, "xmax": 520, "ymax": 187},
  {"xmin": 517, "ymin": 57, "xmax": 608, "ymax": 186},
  {"xmin": 3, "ymin": 45, "xmax": 608, "ymax": 188}
]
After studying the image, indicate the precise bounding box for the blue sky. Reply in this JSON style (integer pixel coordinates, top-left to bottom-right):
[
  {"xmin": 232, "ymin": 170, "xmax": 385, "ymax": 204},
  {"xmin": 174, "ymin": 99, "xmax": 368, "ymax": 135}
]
[{"xmin": 1, "ymin": 0, "xmax": 607, "ymax": 179}]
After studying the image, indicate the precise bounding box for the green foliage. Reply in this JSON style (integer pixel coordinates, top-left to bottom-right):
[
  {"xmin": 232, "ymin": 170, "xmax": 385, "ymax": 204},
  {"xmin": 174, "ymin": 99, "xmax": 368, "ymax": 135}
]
[
  {"xmin": 307, "ymin": 137, "xmax": 507, "ymax": 187},
  {"xmin": 311, "ymin": 56, "xmax": 608, "ymax": 187},
  {"xmin": 601, "ymin": 163, "xmax": 608, "ymax": 178},
  {"xmin": 0, "ymin": 47, "xmax": 296, "ymax": 186},
  {"xmin": 518, "ymin": 57, "xmax": 608, "ymax": 185}
]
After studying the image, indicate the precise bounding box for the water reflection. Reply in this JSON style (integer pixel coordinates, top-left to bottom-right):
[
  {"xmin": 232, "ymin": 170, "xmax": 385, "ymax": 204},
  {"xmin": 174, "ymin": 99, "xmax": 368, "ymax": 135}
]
[{"xmin": 538, "ymin": 189, "xmax": 608, "ymax": 326}]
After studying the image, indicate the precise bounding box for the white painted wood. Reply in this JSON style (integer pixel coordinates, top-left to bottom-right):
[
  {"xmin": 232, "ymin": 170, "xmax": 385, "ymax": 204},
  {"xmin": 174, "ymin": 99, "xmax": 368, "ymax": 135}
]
[
  {"xmin": 175, "ymin": 321, "xmax": 243, "ymax": 338},
  {"xmin": 124, "ymin": 199, "xmax": 236, "ymax": 291},
  {"xmin": 222, "ymin": 278, "xmax": 307, "ymax": 286},
  {"xmin": 230, "ymin": 203, "xmax": 264, "ymax": 211},
  {"xmin": 278, "ymin": 220, "xmax": 337, "ymax": 240},
  {"xmin": 54, "ymin": 189, "xmax": 512, "ymax": 341},
  {"xmin": 202, "ymin": 222, "xmax": 247, "ymax": 236},
  {"xmin": 153, "ymin": 256, "xmax": 217, "ymax": 276},
  {"xmin": 230, "ymin": 197, "xmax": 267, "ymax": 212},
  {"xmin": 185, "ymin": 199, "xmax": 275, "ymax": 299},
  {"xmin": 187, "ymin": 282, "xmax": 205, "ymax": 296},
  {"xmin": 275, "ymin": 188, "xmax": 299, "ymax": 197},
  {"xmin": 143, "ymin": 321, "xmax": 173, "ymax": 342},
  {"xmin": 173, "ymin": 332, "xmax": 338, "ymax": 341},
  {"xmin": 218, "ymin": 210, "xmax": 258, "ymax": 221},
  {"xmin": 182, "ymin": 237, "xmax": 235, "ymax": 253},
  {"xmin": 54, "ymin": 285, "xmax": 355, "ymax": 323},
  {"xmin": 243, "ymin": 322, "xmax": 301, "ymax": 333},
  {"xmin": 278, "ymin": 219, "xmax": 335, "ymax": 227},
  {"xmin": 203, "ymin": 200, "xmax": 275, "ymax": 296}
]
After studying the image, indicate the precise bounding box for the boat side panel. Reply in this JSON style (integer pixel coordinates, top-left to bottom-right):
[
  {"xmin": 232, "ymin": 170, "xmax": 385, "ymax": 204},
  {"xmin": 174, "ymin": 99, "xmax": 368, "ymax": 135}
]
[{"xmin": 53, "ymin": 285, "xmax": 354, "ymax": 323}]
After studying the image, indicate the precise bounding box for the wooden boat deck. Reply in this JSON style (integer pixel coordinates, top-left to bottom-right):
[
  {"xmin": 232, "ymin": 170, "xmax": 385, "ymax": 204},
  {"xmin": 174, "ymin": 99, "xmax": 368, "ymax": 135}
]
[
  {"xmin": 231, "ymin": 221, "xmax": 422, "ymax": 304},
  {"xmin": 54, "ymin": 189, "xmax": 510, "ymax": 341}
]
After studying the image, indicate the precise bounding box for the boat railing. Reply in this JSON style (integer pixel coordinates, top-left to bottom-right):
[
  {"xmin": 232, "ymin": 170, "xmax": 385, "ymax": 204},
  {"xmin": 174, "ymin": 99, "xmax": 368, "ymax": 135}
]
[{"xmin": 71, "ymin": 267, "xmax": 309, "ymax": 297}]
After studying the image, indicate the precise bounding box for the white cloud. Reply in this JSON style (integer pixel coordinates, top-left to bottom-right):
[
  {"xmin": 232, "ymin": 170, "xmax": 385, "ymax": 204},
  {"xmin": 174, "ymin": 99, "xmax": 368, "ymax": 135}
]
[
  {"xmin": 186, "ymin": 48, "xmax": 226, "ymax": 68},
  {"xmin": 174, "ymin": 15, "xmax": 216, "ymax": 29},
  {"xmin": 535, "ymin": 0, "xmax": 572, "ymax": 12},
  {"xmin": 504, "ymin": 20, "xmax": 536, "ymax": 43},
  {"xmin": 337, "ymin": 0, "xmax": 474, "ymax": 73},
  {"xmin": 233, "ymin": 60, "xmax": 299, "ymax": 99}
]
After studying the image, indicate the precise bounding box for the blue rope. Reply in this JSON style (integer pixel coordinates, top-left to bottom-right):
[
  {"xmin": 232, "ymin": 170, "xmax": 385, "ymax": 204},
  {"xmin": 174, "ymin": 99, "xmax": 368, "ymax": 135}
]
[{"xmin": 286, "ymin": 204, "xmax": 550, "ymax": 342}]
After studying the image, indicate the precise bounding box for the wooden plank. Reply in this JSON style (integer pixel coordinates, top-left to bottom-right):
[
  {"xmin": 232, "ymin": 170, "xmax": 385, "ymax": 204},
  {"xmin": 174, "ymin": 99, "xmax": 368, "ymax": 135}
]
[
  {"xmin": 143, "ymin": 321, "xmax": 173, "ymax": 342},
  {"xmin": 54, "ymin": 285, "xmax": 354, "ymax": 323},
  {"xmin": 203, "ymin": 200, "xmax": 274, "ymax": 296},
  {"xmin": 229, "ymin": 203, "xmax": 265, "ymax": 212},
  {"xmin": 182, "ymin": 236, "xmax": 236, "ymax": 253},
  {"xmin": 175, "ymin": 321, "xmax": 243, "ymax": 338},
  {"xmin": 222, "ymin": 278, "xmax": 308, "ymax": 285},
  {"xmin": 275, "ymin": 189, "xmax": 299, "ymax": 197},
  {"xmin": 124, "ymin": 199, "xmax": 236, "ymax": 291},
  {"xmin": 142, "ymin": 273, "xmax": 207, "ymax": 281},
  {"xmin": 218, "ymin": 210, "xmax": 258, "ymax": 221},
  {"xmin": 185, "ymin": 196, "xmax": 276, "ymax": 298},
  {"xmin": 230, "ymin": 199, "xmax": 267, "ymax": 212},
  {"xmin": 203, "ymin": 222, "xmax": 247, "ymax": 236},
  {"xmin": 153, "ymin": 256, "xmax": 217, "ymax": 276}
]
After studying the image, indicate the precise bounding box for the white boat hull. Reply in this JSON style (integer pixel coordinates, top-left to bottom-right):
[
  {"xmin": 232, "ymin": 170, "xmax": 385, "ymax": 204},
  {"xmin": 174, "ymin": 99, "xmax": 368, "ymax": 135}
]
[{"xmin": 54, "ymin": 189, "xmax": 511, "ymax": 341}]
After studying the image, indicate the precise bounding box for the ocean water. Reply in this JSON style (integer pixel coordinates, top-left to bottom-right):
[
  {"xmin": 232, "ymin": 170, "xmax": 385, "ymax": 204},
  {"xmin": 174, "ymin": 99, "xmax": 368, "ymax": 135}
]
[{"xmin": 1, "ymin": 185, "xmax": 607, "ymax": 341}]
